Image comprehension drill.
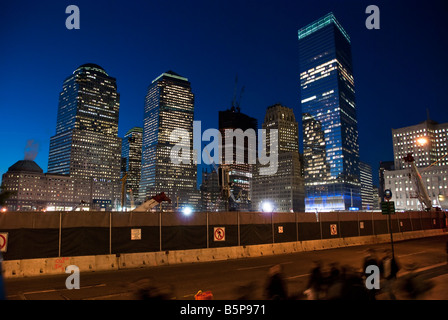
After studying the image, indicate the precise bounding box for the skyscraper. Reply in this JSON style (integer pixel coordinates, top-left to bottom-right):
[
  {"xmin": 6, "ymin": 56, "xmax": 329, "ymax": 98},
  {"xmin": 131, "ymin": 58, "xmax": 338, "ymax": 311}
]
[
  {"xmin": 359, "ymin": 161, "xmax": 374, "ymax": 210},
  {"xmin": 218, "ymin": 106, "xmax": 258, "ymax": 211},
  {"xmin": 121, "ymin": 127, "xmax": 143, "ymax": 207},
  {"xmin": 139, "ymin": 71, "xmax": 198, "ymax": 210},
  {"xmin": 252, "ymin": 104, "xmax": 305, "ymax": 212},
  {"xmin": 47, "ymin": 63, "xmax": 121, "ymax": 210},
  {"xmin": 298, "ymin": 13, "xmax": 361, "ymax": 212}
]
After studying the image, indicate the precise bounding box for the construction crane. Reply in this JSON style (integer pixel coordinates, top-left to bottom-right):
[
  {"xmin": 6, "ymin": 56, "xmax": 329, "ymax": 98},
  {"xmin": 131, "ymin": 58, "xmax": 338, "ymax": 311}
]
[{"xmin": 403, "ymin": 153, "xmax": 441, "ymax": 211}]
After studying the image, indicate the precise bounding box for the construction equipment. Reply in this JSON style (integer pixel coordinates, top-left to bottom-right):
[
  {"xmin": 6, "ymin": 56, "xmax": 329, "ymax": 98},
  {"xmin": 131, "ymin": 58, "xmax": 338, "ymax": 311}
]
[
  {"xmin": 71, "ymin": 200, "xmax": 86, "ymax": 211},
  {"xmin": 203, "ymin": 147, "xmax": 239, "ymax": 211},
  {"xmin": 131, "ymin": 192, "xmax": 172, "ymax": 212},
  {"xmin": 403, "ymin": 153, "xmax": 441, "ymax": 211}
]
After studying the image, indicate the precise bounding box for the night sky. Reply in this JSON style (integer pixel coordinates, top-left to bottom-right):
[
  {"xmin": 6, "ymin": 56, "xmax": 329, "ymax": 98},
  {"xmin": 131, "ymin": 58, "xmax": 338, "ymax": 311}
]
[{"xmin": 1, "ymin": 0, "xmax": 447, "ymax": 187}]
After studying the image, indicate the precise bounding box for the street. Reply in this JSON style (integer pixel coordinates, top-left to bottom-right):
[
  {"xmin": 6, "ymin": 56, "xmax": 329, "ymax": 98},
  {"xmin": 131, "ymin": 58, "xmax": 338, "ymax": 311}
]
[{"xmin": 4, "ymin": 235, "xmax": 448, "ymax": 300}]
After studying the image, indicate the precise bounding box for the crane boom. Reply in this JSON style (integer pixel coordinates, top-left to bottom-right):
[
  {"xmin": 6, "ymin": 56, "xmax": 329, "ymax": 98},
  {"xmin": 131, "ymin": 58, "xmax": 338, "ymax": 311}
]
[
  {"xmin": 403, "ymin": 154, "xmax": 433, "ymax": 211},
  {"xmin": 132, "ymin": 192, "xmax": 171, "ymax": 212}
]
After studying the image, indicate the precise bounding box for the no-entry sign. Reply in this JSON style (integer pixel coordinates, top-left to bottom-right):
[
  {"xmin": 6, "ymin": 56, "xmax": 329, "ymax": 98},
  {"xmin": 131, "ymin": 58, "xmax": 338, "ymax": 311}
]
[
  {"xmin": 0, "ymin": 233, "xmax": 8, "ymax": 252},
  {"xmin": 214, "ymin": 227, "xmax": 225, "ymax": 241}
]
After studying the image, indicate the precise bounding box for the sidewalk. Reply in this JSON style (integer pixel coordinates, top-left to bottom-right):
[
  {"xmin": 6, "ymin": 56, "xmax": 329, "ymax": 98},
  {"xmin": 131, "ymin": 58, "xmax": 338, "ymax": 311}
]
[
  {"xmin": 377, "ymin": 262, "xmax": 448, "ymax": 300},
  {"xmin": 422, "ymin": 273, "xmax": 448, "ymax": 300}
]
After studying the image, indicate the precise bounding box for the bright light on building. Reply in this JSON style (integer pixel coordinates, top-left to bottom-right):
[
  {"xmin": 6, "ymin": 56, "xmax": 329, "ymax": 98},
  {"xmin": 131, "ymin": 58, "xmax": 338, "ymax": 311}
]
[
  {"xmin": 1, "ymin": 208, "xmax": 6, "ymax": 212},
  {"xmin": 261, "ymin": 201, "xmax": 274, "ymax": 213},
  {"xmin": 416, "ymin": 137, "xmax": 428, "ymax": 146},
  {"xmin": 182, "ymin": 206, "xmax": 193, "ymax": 216}
]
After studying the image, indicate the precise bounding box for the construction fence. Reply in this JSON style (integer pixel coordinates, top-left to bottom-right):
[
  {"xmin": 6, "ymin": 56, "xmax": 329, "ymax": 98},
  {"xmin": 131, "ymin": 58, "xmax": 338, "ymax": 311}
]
[{"xmin": 0, "ymin": 211, "xmax": 446, "ymax": 260}]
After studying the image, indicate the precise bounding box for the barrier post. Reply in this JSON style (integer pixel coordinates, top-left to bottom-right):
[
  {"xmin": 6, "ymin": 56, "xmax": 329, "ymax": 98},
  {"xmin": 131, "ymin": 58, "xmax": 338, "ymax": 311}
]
[
  {"xmin": 319, "ymin": 211, "xmax": 323, "ymax": 240},
  {"xmin": 58, "ymin": 212, "xmax": 62, "ymax": 257},
  {"xmin": 206, "ymin": 212, "xmax": 209, "ymax": 249},
  {"xmin": 159, "ymin": 211, "xmax": 162, "ymax": 251},
  {"xmin": 109, "ymin": 212, "xmax": 112, "ymax": 254},
  {"xmin": 237, "ymin": 211, "xmax": 240, "ymax": 246}
]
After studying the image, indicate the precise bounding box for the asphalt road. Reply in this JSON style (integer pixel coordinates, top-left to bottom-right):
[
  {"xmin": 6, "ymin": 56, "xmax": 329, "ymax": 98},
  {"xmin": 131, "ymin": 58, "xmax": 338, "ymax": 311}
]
[{"xmin": 4, "ymin": 235, "xmax": 448, "ymax": 300}]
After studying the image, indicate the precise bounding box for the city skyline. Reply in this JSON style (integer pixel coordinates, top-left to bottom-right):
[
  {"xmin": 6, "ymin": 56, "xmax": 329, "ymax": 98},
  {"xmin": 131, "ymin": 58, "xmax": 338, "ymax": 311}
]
[{"xmin": 1, "ymin": 0, "xmax": 448, "ymax": 189}]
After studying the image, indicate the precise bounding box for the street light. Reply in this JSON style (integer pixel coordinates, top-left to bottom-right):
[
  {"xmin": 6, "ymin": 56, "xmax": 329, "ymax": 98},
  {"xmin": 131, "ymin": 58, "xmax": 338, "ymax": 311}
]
[
  {"xmin": 182, "ymin": 206, "xmax": 193, "ymax": 216},
  {"xmin": 261, "ymin": 201, "xmax": 274, "ymax": 213},
  {"xmin": 416, "ymin": 137, "xmax": 428, "ymax": 147}
]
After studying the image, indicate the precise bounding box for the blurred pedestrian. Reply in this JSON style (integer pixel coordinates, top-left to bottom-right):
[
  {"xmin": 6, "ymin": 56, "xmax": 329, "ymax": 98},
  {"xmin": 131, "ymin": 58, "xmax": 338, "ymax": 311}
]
[
  {"xmin": 304, "ymin": 260, "xmax": 324, "ymax": 300},
  {"xmin": 362, "ymin": 248, "xmax": 379, "ymax": 272},
  {"xmin": 326, "ymin": 263, "xmax": 343, "ymax": 300},
  {"xmin": 379, "ymin": 249, "xmax": 400, "ymax": 300},
  {"xmin": 265, "ymin": 264, "xmax": 287, "ymax": 300}
]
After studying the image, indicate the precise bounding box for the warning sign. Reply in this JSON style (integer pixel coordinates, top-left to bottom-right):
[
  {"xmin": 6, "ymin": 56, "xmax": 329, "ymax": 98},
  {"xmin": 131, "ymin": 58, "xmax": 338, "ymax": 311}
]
[
  {"xmin": 214, "ymin": 227, "xmax": 225, "ymax": 241},
  {"xmin": 131, "ymin": 228, "xmax": 141, "ymax": 240},
  {"xmin": 0, "ymin": 232, "xmax": 8, "ymax": 252},
  {"xmin": 330, "ymin": 224, "xmax": 338, "ymax": 236}
]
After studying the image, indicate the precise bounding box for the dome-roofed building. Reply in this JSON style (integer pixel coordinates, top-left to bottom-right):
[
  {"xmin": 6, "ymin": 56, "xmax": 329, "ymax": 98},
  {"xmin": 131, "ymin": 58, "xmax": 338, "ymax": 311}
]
[
  {"xmin": 7, "ymin": 160, "xmax": 44, "ymax": 174},
  {"xmin": 73, "ymin": 63, "xmax": 109, "ymax": 76},
  {"xmin": 1, "ymin": 160, "xmax": 75, "ymax": 211}
]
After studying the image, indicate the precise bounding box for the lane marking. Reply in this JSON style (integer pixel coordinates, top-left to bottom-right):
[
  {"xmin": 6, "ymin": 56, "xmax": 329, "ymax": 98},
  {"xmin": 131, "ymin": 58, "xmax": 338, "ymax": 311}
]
[
  {"xmin": 22, "ymin": 283, "xmax": 106, "ymax": 295},
  {"xmin": 398, "ymin": 251, "xmax": 428, "ymax": 258},
  {"xmin": 237, "ymin": 261, "xmax": 293, "ymax": 271},
  {"xmin": 286, "ymin": 273, "xmax": 311, "ymax": 280}
]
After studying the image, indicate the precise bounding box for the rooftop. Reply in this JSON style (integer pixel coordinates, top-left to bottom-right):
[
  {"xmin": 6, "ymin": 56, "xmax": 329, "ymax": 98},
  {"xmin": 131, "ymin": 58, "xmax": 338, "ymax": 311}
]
[
  {"xmin": 298, "ymin": 12, "xmax": 351, "ymax": 44},
  {"xmin": 7, "ymin": 160, "xmax": 44, "ymax": 174},
  {"xmin": 73, "ymin": 63, "xmax": 109, "ymax": 76}
]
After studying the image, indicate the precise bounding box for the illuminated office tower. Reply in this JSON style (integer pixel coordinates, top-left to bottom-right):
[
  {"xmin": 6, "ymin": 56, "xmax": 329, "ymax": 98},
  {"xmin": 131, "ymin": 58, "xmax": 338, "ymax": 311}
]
[
  {"xmin": 121, "ymin": 127, "xmax": 143, "ymax": 206},
  {"xmin": 252, "ymin": 104, "xmax": 305, "ymax": 212},
  {"xmin": 359, "ymin": 161, "xmax": 374, "ymax": 210},
  {"xmin": 139, "ymin": 71, "xmax": 198, "ymax": 210},
  {"xmin": 298, "ymin": 13, "xmax": 361, "ymax": 211},
  {"xmin": 47, "ymin": 63, "xmax": 122, "ymax": 210}
]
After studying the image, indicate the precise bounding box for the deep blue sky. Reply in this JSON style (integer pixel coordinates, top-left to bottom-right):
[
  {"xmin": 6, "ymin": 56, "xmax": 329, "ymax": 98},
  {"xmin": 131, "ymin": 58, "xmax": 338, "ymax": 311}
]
[{"xmin": 1, "ymin": 0, "xmax": 447, "ymax": 187}]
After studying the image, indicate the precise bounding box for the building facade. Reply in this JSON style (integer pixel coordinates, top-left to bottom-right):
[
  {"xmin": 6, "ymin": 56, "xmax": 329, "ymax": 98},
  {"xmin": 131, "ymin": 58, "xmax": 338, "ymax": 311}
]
[
  {"xmin": 386, "ymin": 119, "xmax": 448, "ymax": 211},
  {"xmin": 359, "ymin": 161, "xmax": 374, "ymax": 210},
  {"xmin": 121, "ymin": 127, "xmax": 143, "ymax": 208},
  {"xmin": 383, "ymin": 165, "xmax": 448, "ymax": 211},
  {"xmin": 218, "ymin": 106, "xmax": 258, "ymax": 211},
  {"xmin": 392, "ymin": 119, "xmax": 448, "ymax": 170},
  {"xmin": 379, "ymin": 160, "xmax": 395, "ymax": 201},
  {"xmin": 199, "ymin": 168, "xmax": 225, "ymax": 212},
  {"xmin": 1, "ymin": 160, "xmax": 76, "ymax": 211},
  {"xmin": 47, "ymin": 63, "xmax": 122, "ymax": 210},
  {"xmin": 139, "ymin": 71, "xmax": 199, "ymax": 210},
  {"xmin": 298, "ymin": 12, "xmax": 361, "ymax": 212},
  {"xmin": 251, "ymin": 104, "xmax": 305, "ymax": 212}
]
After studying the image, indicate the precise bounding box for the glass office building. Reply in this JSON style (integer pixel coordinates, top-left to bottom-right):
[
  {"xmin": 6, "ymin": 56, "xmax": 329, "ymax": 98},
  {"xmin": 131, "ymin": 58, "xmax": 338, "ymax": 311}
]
[
  {"xmin": 121, "ymin": 127, "xmax": 143, "ymax": 206},
  {"xmin": 298, "ymin": 13, "xmax": 361, "ymax": 211},
  {"xmin": 47, "ymin": 63, "xmax": 122, "ymax": 210},
  {"xmin": 139, "ymin": 71, "xmax": 198, "ymax": 209}
]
